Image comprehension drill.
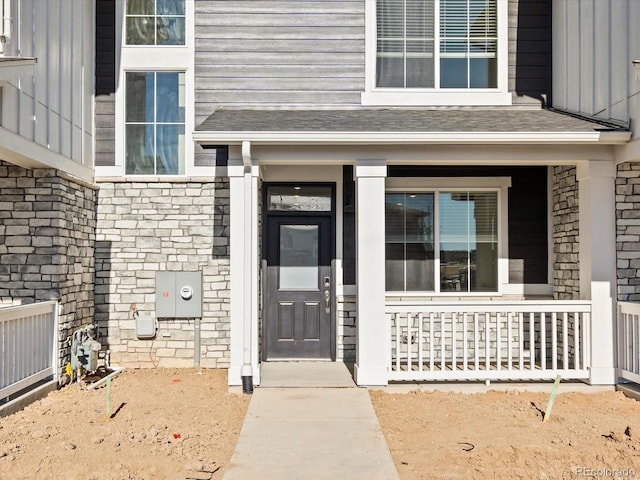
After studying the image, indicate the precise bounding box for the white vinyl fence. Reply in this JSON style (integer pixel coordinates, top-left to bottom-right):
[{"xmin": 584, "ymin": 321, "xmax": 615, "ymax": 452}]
[
  {"xmin": 387, "ymin": 301, "xmax": 591, "ymax": 382},
  {"xmin": 0, "ymin": 301, "xmax": 58, "ymax": 402},
  {"xmin": 618, "ymin": 301, "xmax": 640, "ymax": 384}
]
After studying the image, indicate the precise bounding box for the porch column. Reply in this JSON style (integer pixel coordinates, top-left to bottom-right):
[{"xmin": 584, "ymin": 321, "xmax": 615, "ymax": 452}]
[
  {"xmin": 228, "ymin": 143, "xmax": 260, "ymax": 388},
  {"xmin": 577, "ymin": 160, "xmax": 616, "ymax": 385},
  {"xmin": 354, "ymin": 160, "xmax": 388, "ymax": 386}
]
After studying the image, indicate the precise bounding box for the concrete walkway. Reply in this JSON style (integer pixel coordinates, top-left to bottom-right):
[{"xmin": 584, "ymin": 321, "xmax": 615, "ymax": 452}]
[{"xmin": 223, "ymin": 365, "xmax": 399, "ymax": 480}]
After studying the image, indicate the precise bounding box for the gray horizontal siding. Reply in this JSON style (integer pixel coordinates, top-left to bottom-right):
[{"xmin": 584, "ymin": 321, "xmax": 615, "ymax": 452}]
[
  {"xmin": 195, "ymin": 0, "xmax": 365, "ymax": 120},
  {"xmin": 94, "ymin": 95, "xmax": 115, "ymax": 167}
]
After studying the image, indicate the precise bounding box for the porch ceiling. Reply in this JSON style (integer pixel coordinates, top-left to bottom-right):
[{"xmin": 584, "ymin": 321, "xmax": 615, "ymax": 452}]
[{"xmin": 194, "ymin": 108, "xmax": 630, "ymax": 146}]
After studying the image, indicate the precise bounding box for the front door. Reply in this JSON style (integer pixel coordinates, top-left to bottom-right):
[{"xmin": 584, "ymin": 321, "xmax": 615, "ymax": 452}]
[{"xmin": 263, "ymin": 185, "xmax": 335, "ymax": 360}]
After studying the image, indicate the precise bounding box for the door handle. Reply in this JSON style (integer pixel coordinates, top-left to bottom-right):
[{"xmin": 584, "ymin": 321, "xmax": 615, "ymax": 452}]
[{"xmin": 324, "ymin": 277, "xmax": 330, "ymax": 313}]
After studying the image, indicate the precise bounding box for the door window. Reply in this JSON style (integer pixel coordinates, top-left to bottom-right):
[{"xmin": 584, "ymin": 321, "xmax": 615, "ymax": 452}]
[{"xmin": 279, "ymin": 225, "xmax": 319, "ymax": 290}]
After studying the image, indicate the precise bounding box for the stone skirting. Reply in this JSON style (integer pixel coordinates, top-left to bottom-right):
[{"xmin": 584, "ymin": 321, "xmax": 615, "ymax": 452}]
[
  {"xmin": 0, "ymin": 161, "xmax": 97, "ymax": 381},
  {"xmin": 95, "ymin": 180, "xmax": 230, "ymax": 368}
]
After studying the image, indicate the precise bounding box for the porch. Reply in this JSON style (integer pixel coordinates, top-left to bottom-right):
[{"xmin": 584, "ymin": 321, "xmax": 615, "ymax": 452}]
[{"xmin": 192, "ymin": 108, "xmax": 626, "ymax": 388}]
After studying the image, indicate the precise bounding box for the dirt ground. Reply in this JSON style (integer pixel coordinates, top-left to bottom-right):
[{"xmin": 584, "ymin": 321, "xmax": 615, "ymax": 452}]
[
  {"xmin": 3, "ymin": 370, "xmax": 640, "ymax": 480},
  {"xmin": 371, "ymin": 388, "xmax": 640, "ymax": 480},
  {"xmin": 0, "ymin": 369, "xmax": 249, "ymax": 480}
]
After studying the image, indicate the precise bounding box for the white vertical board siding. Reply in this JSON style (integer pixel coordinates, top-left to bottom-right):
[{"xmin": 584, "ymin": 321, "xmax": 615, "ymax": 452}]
[
  {"xmin": 1, "ymin": 0, "xmax": 94, "ymax": 169},
  {"xmin": 195, "ymin": 1, "xmax": 365, "ymax": 121},
  {"xmin": 553, "ymin": 0, "xmax": 633, "ymax": 126}
]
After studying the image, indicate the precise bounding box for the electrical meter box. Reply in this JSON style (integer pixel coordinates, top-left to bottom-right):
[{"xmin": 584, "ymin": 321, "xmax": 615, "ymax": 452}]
[{"xmin": 155, "ymin": 271, "xmax": 202, "ymax": 318}]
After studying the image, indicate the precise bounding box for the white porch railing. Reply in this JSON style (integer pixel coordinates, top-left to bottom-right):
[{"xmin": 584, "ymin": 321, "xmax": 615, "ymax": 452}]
[
  {"xmin": 0, "ymin": 301, "xmax": 58, "ymax": 401},
  {"xmin": 387, "ymin": 301, "xmax": 591, "ymax": 382},
  {"xmin": 618, "ymin": 301, "xmax": 640, "ymax": 384}
]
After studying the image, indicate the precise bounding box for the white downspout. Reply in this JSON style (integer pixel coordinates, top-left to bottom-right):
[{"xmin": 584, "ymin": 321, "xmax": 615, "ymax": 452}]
[{"xmin": 241, "ymin": 140, "xmax": 254, "ymax": 393}]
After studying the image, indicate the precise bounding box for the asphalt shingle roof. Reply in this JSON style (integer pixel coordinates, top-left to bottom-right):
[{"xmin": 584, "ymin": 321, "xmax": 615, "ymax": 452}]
[{"xmin": 196, "ymin": 108, "xmax": 622, "ymax": 133}]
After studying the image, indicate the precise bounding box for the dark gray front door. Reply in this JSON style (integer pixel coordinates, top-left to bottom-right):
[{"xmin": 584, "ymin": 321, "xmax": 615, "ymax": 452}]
[{"xmin": 264, "ymin": 216, "xmax": 333, "ymax": 359}]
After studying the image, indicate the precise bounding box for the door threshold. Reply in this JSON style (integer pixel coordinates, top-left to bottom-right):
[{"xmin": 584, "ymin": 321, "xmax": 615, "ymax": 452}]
[{"xmin": 259, "ymin": 361, "xmax": 355, "ymax": 388}]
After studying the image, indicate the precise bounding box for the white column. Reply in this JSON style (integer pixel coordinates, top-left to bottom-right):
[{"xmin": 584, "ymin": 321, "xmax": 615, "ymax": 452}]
[
  {"xmin": 228, "ymin": 155, "xmax": 260, "ymax": 387},
  {"xmin": 577, "ymin": 160, "xmax": 617, "ymax": 385},
  {"xmin": 354, "ymin": 160, "xmax": 388, "ymax": 386}
]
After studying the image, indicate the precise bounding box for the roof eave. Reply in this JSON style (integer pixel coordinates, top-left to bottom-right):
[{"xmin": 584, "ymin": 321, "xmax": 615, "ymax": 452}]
[{"xmin": 193, "ymin": 130, "xmax": 631, "ymax": 146}]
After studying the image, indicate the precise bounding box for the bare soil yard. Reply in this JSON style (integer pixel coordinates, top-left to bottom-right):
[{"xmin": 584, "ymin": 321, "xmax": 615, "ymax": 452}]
[
  {"xmin": 371, "ymin": 388, "xmax": 640, "ymax": 480},
  {"xmin": 0, "ymin": 369, "xmax": 249, "ymax": 480},
  {"xmin": 3, "ymin": 369, "xmax": 640, "ymax": 480}
]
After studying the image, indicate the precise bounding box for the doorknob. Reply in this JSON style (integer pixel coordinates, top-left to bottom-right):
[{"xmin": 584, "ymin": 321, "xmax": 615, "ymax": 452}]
[{"xmin": 324, "ymin": 277, "xmax": 330, "ymax": 313}]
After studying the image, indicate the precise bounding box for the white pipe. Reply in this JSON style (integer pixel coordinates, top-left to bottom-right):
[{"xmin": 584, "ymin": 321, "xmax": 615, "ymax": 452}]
[
  {"xmin": 0, "ymin": 0, "xmax": 11, "ymax": 48},
  {"xmin": 240, "ymin": 140, "xmax": 254, "ymax": 392},
  {"xmin": 86, "ymin": 367, "xmax": 124, "ymax": 391}
]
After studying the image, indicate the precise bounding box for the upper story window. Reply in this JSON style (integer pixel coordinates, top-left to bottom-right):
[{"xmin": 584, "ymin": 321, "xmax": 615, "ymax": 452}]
[
  {"xmin": 125, "ymin": 72, "xmax": 185, "ymax": 175},
  {"xmin": 126, "ymin": 0, "xmax": 186, "ymax": 45},
  {"xmin": 363, "ymin": 0, "xmax": 509, "ymax": 106},
  {"xmin": 377, "ymin": 0, "xmax": 497, "ymax": 89}
]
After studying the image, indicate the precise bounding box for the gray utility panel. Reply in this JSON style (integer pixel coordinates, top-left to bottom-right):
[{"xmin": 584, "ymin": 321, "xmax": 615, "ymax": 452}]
[{"xmin": 156, "ymin": 271, "xmax": 202, "ymax": 318}]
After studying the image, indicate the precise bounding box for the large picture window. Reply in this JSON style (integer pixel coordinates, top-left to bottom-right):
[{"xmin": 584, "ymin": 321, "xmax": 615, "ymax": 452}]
[
  {"xmin": 376, "ymin": 0, "xmax": 497, "ymax": 89},
  {"xmin": 125, "ymin": 72, "xmax": 185, "ymax": 175},
  {"xmin": 126, "ymin": 0, "xmax": 186, "ymax": 45},
  {"xmin": 386, "ymin": 190, "xmax": 499, "ymax": 292}
]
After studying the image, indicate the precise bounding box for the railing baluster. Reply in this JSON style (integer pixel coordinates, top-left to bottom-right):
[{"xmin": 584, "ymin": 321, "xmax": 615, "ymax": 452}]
[
  {"xmin": 518, "ymin": 312, "xmax": 524, "ymax": 370},
  {"xmin": 541, "ymin": 312, "xmax": 546, "ymax": 371},
  {"xmin": 485, "ymin": 312, "xmax": 490, "ymax": 372},
  {"xmin": 574, "ymin": 311, "xmax": 580, "ymax": 370},
  {"xmin": 474, "ymin": 313, "xmax": 479, "ymax": 371},
  {"xmin": 496, "ymin": 312, "xmax": 501, "ymax": 371},
  {"xmin": 563, "ymin": 312, "xmax": 569, "ymax": 370},
  {"xmin": 529, "ymin": 312, "xmax": 535, "ymax": 371},
  {"xmin": 634, "ymin": 314, "xmax": 639, "ymax": 374},
  {"xmin": 440, "ymin": 312, "xmax": 446, "ymax": 371},
  {"xmin": 452, "ymin": 312, "xmax": 457, "ymax": 372},
  {"xmin": 508, "ymin": 312, "xmax": 513, "ymax": 371},
  {"xmin": 463, "ymin": 313, "xmax": 468, "ymax": 372},
  {"xmin": 407, "ymin": 313, "xmax": 412, "ymax": 372},
  {"xmin": 395, "ymin": 313, "xmax": 400, "ymax": 372},
  {"xmin": 552, "ymin": 312, "xmax": 558, "ymax": 371},
  {"xmin": 429, "ymin": 312, "xmax": 435, "ymax": 372},
  {"xmin": 583, "ymin": 312, "xmax": 591, "ymax": 374},
  {"xmin": 418, "ymin": 313, "xmax": 424, "ymax": 372}
]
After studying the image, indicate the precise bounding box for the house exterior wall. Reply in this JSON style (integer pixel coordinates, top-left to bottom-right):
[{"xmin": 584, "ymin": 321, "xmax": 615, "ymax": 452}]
[
  {"xmin": 191, "ymin": 0, "xmax": 551, "ymax": 118},
  {"xmin": 552, "ymin": 0, "xmax": 640, "ymax": 130},
  {"xmin": 616, "ymin": 162, "xmax": 640, "ymax": 302},
  {"xmin": 1, "ymin": 0, "xmax": 94, "ymax": 171},
  {"xmin": 552, "ymin": 166, "xmax": 580, "ymax": 300},
  {"xmin": 94, "ymin": 180, "xmax": 231, "ymax": 368},
  {"xmin": 0, "ymin": 160, "xmax": 97, "ymax": 382}
]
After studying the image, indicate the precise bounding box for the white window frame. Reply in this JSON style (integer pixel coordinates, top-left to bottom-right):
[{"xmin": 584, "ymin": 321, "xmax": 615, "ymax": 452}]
[
  {"xmin": 385, "ymin": 177, "xmax": 510, "ymax": 296},
  {"xmin": 96, "ymin": 0, "xmax": 205, "ymax": 178},
  {"xmin": 362, "ymin": 0, "xmax": 511, "ymax": 106},
  {"xmin": 124, "ymin": 0, "xmax": 187, "ymax": 46}
]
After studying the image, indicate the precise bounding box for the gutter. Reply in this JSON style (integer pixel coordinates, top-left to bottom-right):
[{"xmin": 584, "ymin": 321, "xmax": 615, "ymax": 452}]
[{"xmin": 193, "ymin": 130, "xmax": 631, "ymax": 146}]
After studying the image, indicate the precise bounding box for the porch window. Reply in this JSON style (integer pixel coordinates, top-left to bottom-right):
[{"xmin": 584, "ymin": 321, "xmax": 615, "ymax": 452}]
[
  {"xmin": 125, "ymin": 71, "xmax": 185, "ymax": 175},
  {"xmin": 126, "ymin": 0, "xmax": 186, "ymax": 45},
  {"xmin": 385, "ymin": 190, "xmax": 499, "ymax": 292}
]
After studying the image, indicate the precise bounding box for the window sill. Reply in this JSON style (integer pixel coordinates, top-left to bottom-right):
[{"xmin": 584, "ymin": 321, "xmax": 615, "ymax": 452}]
[{"xmin": 361, "ymin": 89, "xmax": 512, "ymax": 107}]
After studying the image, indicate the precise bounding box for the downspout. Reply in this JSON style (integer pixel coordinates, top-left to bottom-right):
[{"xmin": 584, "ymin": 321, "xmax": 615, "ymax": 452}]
[
  {"xmin": 0, "ymin": 0, "xmax": 11, "ymax": 54},
  {"xmin": 241, "ymin": 140, "xmax": 254, "ymax": 394}
]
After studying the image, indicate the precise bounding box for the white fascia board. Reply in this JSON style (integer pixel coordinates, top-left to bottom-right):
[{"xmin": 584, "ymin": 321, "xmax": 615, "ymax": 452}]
[
  {"xmin": 0, "ymin": 126, "xmax": 94, "ymax": 183},
  {"xmin": 193, "ymin": 130, "xmax": 630, "ymax": 146}
]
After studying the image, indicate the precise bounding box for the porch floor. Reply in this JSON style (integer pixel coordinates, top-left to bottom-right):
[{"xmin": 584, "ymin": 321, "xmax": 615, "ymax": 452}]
[{"xmin": 259, "ymin": 361, "xmax": 355, "ymax": 388}]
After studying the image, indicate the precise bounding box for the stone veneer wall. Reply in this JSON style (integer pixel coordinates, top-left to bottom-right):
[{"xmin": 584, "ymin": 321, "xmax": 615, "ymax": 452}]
[
  {"xmin": 616, "ymin": 162, "xmax": 640, "ymax": 301},
  {"xmin": 552, "ymin": 166, "xmax": 580, "ymax": 299},
  {"xmin": 337, "ymin": 294, "xmax": 356, "ymax": 361},
  {"xmin": 0, "ymin": 160, "xmax": 97, "ymax": 381},
  {"xmin": 95, "ymin": 180, "xmax": 230, "ymax": 368}
]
